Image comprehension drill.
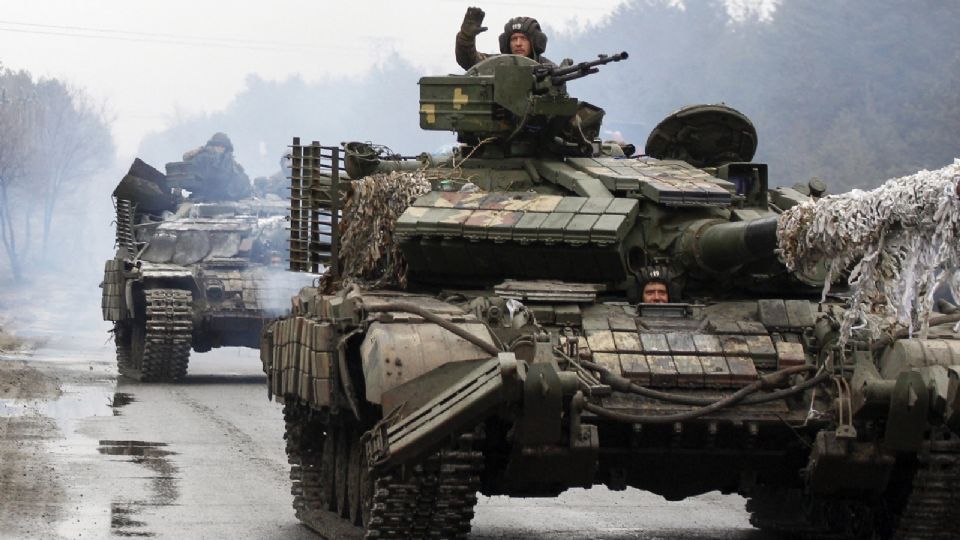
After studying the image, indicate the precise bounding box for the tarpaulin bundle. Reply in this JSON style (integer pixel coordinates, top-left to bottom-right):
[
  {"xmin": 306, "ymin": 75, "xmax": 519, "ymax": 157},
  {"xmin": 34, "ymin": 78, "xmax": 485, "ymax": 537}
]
[{"xmin": 777, "ymin": 159, "xmax": 960, "ymax": 343}]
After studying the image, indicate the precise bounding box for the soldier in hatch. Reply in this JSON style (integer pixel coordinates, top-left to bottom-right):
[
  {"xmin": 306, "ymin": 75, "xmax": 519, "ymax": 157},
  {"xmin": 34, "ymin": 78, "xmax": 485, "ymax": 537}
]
[
  {"xmin": 455, "ymin": 6, "xmax": 608, "ymax": 151},
  {"xmin": 456, "ymin": 6, "xmax": 553, "ymax": 71},
  {"xmin": 640, "ymin": 267, "xmax": 671, "ymax": 304}
]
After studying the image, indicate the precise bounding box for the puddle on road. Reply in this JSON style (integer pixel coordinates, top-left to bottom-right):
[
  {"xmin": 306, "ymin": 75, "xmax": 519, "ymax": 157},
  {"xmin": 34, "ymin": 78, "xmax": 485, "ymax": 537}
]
[
  {"xmin": 111, "ymin": 392, "xmax": 135, "ymax": 415},
  {"xmin": 99, "ymin": 440, "xmax": 180, "ymax": 538},
  {"xmin": 110, "ymin": 504, "xmax": 153, "ymax": 537},
  {"xmin": 0, "ymin": 384, "xmax": 114, "ymax": 428}
]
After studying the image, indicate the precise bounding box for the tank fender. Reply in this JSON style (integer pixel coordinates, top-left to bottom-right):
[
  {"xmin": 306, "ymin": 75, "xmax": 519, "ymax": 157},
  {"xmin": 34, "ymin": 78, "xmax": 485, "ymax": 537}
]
[
  {"xmin": 919, "ymin": 365, "xmax": 952, "ymax": 418},
  {"xmin": 884, "ymin": 371, "xmax": 930, "ymax": 452},
  {"xmin": 878, "ymin": 338, "xmax": 960, "ymax": 378},
  {"xmin": 360, "ymin": 320, "xmax": 496, "ymax": 404},
  {"xmin": 366, "ymin": 353, "xmax": 525, "ymax": 469},
  {"xmin": 850, "ymin": 352, "xmax": 887, "ymax": 416},
  {"xmin": 947, "ymin": 366, "xmax": 960, "ymax": 433}
]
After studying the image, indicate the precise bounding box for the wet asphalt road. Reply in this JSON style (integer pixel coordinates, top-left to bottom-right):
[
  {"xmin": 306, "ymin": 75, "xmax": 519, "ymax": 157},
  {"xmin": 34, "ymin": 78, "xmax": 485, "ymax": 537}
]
[{"xmin": 1, "ymin": 310, "xmax": 776, "ymax": 539}]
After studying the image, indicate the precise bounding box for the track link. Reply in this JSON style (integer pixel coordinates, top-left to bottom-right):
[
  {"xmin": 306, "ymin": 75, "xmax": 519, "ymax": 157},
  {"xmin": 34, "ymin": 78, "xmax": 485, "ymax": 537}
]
[
  {"xmin": 122, "ymin": 288, "xmax": 193, "ymax": 382},
  {"xmin": 369, "ymin": 428, "xmax": 484, "ymax": 539},
  {"xmin": 113, "ymin": 322, "xmax": 133, "ymax": 371},
  {"xmin": 283, "ymin": 403, "xmax": 484, "ymax": 539},
  {"xmin": 892, "ymin": 438, "xmax": 960, "ymax": 540},
  {"xmin": 748, "ymin": 437, "xmax": 960, "ymax": 540}
]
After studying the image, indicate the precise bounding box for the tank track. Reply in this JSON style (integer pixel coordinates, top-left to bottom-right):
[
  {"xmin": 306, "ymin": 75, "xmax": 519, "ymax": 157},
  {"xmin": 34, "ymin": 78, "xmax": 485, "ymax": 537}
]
[
  {"xmin": 283, "ymin": 403, "xmax": 484, "ymax": 539},
  {"xmin": 113, "ymin": 322, "xmax": 133, "ymax": 370},
  {"xmin": 747, "ymin": 437, "xmax": 960, "ymax": 540},
  {"xmin": 121, "ymin": 289, "xmax": 193, "ymax": 382},
  {"xmin": 891, "ymin": 438, "xmax": 960, "ymax": 540}
]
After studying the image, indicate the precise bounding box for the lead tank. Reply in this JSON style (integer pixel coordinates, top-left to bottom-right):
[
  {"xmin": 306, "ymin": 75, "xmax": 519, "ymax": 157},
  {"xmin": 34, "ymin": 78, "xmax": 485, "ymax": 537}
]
[
  {"xmin": 260, "ymin": 53, "xmax": 960, "ymax": 539},
  {"xmin": 102, "ymin": 152, "xmax": 323, "ymax": 382}
]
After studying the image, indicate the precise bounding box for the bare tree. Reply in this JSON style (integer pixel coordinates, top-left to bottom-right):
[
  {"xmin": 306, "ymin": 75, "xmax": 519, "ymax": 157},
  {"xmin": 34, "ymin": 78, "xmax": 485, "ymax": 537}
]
[
  {"xmin": 29, "ymin": 79, "xmax": 114, "ymax": 258},
  {"xmin": 0, "ymin": 70, "xmax": 40, "ymax": 281},
  {"xmin": 0, "ymin": 69, "xmax": 113, "ymax": 282}
]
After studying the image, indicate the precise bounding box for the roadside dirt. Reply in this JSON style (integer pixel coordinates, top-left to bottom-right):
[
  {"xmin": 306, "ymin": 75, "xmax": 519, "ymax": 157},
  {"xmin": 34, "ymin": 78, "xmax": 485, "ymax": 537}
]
[
  {"xmin": 0, "ymin": 283, "xmax": 74, "ymax": 538},
  {"xmin": 0, "ymin": 360, "xmax": 62, "ymax": 399},
  {"xmin": 0, "ymin": 360, "xmax": 67, "ymax": 538}
]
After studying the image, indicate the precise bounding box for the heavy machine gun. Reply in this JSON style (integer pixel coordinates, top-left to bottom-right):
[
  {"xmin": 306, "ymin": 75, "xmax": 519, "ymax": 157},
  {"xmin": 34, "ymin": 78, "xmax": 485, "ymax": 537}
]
[
  {"xmin": 420, "ymin": 51, "xmax": 629, "ymax": 157},
  {"xmin": 533, "ymin": 51, "xmax": 629, "ymax": 84}
]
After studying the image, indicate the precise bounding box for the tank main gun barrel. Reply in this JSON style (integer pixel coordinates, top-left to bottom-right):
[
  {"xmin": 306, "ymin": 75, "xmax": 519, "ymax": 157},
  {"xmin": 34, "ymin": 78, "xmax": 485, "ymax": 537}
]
[
  {"xmin": 534, "ymin": 51, "xmax": 629, "ymax": 85},
  {"xmin": 679, "ymin": 216, "xmax": 780, "ymax": 273}
]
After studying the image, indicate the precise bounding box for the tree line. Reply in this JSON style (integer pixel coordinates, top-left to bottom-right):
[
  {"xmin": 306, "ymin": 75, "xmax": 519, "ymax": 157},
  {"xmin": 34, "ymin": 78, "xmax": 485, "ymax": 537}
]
[
  {"xmin": 566, "ymin": 0, "xmax": 960, "ymax": 191},
  {"xmin": 138, "ymin": 0, "xmax": 959, "ymax": 194},
  {"xmin": 0, "ymin": 65, "xmax": 114, "ymax": 282}
]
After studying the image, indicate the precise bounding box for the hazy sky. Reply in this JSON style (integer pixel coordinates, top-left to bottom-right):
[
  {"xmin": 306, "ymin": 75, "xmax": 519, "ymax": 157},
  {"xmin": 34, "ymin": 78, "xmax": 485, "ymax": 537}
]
[{"xmin": 0, "ymin": 0, "xmax": 775, "ymax": 160}]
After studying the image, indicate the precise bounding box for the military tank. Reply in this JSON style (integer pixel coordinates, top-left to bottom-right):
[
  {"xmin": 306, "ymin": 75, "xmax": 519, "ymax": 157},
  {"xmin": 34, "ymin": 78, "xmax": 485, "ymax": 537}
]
[
  {"xmin": 102, "ymin": 152, "xmax": 324, "ymax": 382},
  {"xmin": 260, "ymin": 53, "xmax": 960, "ymax": 539}
]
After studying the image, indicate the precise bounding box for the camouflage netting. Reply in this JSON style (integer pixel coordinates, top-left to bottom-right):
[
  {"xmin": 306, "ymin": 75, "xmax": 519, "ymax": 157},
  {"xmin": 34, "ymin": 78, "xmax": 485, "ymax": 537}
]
[
  {"xmin": 778, "ymin": 159, "xmax": 960, "ymax": 344},
  {"xmin": 324, "ymin": 170, "xmax": 431, "ymax": 291}
]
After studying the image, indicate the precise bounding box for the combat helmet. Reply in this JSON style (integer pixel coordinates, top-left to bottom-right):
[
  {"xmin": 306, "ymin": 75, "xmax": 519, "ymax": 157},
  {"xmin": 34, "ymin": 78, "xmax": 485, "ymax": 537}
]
[
  {"xmin": 206, "ymin": 132, "xmax": 234, "ymax": 152},
  {"xmin": 637, "ymin": 265, "xmax": 676, "ymax": 303},
  {"xmin": 498, "ymin": 16, "xmax": 547, "ymax": 57},
  {"xmin": 639, "ymin": 265, "xmax": 671, "ymax": 289}
]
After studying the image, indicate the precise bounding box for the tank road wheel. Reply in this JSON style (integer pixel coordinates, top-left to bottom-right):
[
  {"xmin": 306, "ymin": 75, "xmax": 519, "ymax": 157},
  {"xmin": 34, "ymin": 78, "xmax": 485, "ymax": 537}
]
[{"xmin": 138, "ymin": 288, "xmax": 193, "ymax": 382}]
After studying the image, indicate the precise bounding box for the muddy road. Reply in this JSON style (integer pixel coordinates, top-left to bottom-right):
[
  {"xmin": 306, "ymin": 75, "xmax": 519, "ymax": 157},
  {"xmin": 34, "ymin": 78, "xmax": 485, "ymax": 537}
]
[{"xmin": 0, "ymin": 283, "xmax": 772, "ymax": 539}]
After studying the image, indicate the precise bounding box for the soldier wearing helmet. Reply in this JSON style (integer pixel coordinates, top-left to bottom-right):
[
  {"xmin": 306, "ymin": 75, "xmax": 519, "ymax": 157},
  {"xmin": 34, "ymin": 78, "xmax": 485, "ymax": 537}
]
[
  {"xmin": 456, "ymin": 6, "xmax": 553, "ymax": 71},
  {"xmin": 639, "ymin": 266, "xmax": 672, "ymax": 304}
]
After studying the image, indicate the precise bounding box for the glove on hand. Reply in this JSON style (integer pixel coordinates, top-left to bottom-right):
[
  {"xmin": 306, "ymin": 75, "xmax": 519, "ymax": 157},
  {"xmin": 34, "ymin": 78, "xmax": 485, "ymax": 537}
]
[{"xmin": 460, "ymin": 7, "xmax": 488, "ymax": 37}]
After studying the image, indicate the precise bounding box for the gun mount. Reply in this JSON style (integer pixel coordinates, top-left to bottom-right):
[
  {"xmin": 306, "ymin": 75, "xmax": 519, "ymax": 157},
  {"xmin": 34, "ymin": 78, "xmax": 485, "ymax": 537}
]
[{"xmin": 419, "ymin": 52, "xmax": 627, "ymax": 158}]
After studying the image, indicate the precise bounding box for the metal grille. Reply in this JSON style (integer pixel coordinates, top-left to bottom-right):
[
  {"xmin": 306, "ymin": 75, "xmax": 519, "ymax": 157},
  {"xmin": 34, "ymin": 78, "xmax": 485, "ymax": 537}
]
[
  {"xmin": 114, "ymin": 198, "xmax": 137, "ymax": 258},
  {"xmin": 288, "ymin": 138, "xmax": 342, "ymax": 276}
]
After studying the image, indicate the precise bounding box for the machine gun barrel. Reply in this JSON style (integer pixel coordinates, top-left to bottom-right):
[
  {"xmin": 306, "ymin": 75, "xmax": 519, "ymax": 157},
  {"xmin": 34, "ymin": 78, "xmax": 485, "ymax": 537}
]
[{"xmin": 535, "ymin": 51, "xmax": 629, "ymax": 84}]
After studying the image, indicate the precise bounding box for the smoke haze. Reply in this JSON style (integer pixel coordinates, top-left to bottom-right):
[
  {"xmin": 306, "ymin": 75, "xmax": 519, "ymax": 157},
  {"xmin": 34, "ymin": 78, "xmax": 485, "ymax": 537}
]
[
  {"xmin": 138, "ymin": 0, "xmax": 959, "ymax": 192},
  {"xmin": 3, "ymin": 0, "xmax": 959, "ymax": 338}
]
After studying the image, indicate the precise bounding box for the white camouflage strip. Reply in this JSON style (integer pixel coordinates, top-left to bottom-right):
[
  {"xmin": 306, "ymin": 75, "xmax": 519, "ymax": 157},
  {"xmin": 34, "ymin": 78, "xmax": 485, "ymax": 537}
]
[{"xmin": 777, "ymin": 158, "xmax": 960, "ymax": 344}]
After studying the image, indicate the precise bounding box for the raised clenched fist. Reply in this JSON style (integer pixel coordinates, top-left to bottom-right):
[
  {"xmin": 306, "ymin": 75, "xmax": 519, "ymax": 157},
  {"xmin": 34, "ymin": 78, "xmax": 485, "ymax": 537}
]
[{"xmin": 461, "ymin": 7, "xmax": 488, "ymax": 38}]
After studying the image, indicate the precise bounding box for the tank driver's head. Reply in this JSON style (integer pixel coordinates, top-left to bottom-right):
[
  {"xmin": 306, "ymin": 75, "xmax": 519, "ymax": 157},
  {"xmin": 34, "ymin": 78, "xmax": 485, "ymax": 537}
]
[{"xmin": 640, "ymin": 267, "xmax": 671, "ymax": 304}]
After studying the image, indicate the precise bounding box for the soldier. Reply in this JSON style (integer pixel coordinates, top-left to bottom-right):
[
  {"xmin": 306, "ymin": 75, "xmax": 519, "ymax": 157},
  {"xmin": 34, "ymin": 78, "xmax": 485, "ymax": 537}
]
[
  {"xmin": 455, "ymin": 6, "xmax": 604, "ymax": 153},
  {"xmin": 456, "ymin": 6, "xmax": 553, "ymax": 71},
  {"xmin": 640, "ymin": 267, "xmax": 671, "ymax": 304},
  {"xmin": 181, "ymin": 132, "xmax": 252, "ymax": 201}
]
